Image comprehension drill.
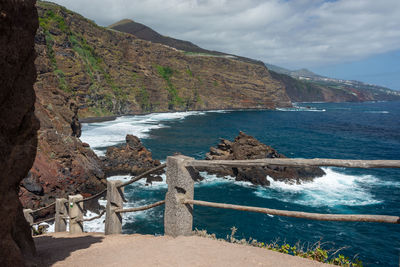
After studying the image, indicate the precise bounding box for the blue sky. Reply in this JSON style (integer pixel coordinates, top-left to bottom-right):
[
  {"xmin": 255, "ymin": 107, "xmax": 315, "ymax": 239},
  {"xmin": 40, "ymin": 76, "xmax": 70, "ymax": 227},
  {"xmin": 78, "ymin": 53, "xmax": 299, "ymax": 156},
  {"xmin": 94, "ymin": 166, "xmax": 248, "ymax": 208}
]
[
  {"xmin": 313, "ymin": 50, "xmax": 400, "ymax": 90},
  {"xmin": 50, "ymin": 0, "xmax": 400, "ymax": 90}
]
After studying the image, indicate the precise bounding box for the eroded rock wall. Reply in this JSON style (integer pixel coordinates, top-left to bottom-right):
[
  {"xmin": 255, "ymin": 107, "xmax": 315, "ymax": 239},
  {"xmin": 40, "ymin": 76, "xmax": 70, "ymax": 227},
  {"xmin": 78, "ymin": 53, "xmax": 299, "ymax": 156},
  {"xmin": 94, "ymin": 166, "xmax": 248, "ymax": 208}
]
[{"xmin": 0, "ymin": 0, "xmax": 39, "ymax": 265}]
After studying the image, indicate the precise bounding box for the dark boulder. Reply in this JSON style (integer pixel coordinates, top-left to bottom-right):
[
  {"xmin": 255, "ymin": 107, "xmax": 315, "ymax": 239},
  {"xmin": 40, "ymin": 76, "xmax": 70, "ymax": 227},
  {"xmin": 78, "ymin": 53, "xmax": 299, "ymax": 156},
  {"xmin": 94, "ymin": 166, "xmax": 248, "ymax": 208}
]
[
  {"xmin": 145, "ymin": 175, "xmax": 163, "ymax": 184},
  {"xmin": 21, "ymin": 172, "xmax": 44, "ymax": 196},
  {"xmin": 101, "ymin": 134, "xmax": 162, "ymax": 177},
  {"xmin": 200, "ymin": 132, "xmax": 325, "ymax": 186}
]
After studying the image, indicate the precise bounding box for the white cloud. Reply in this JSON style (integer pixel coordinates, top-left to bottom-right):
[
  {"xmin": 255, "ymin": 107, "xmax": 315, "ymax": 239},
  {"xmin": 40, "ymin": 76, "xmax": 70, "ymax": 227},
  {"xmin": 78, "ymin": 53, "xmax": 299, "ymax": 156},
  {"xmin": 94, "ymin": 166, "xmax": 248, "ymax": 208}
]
[{"xmin": 49, "ymin": 0, "xmax": 400, "ymax": 69}]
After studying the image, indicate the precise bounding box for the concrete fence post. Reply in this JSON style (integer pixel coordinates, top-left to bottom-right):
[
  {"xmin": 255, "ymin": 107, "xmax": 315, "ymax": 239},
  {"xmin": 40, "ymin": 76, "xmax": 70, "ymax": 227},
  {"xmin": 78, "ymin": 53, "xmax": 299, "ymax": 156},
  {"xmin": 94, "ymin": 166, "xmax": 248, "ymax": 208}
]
[
  {"xmin": 68, "ymin": 194, "xmax": 83, "ymax": 234},
  {"xmin": 55, "ymin": 198, "xmax": 68, "ymax": 232},
  {"xmin": 23, "ymin": 209, "xmax": 34, "ymax": 225},
  {"xmin": 164, "ymin": 155, "xmax": 195, "ymax": 237},
  {"xmin": 105, "ymin": 180, "xmax": 124, "ymax": 235},
  {"xmin": 23, "ymin": 209, "xmax": 34, "ymax": 234}
]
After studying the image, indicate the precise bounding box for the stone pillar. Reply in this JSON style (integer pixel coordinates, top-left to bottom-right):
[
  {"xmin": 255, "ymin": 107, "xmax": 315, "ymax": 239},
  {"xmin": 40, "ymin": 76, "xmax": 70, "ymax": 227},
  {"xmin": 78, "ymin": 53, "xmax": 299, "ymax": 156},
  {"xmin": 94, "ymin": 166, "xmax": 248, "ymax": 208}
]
[
  {"xmin": 164, "ymin": 155, "xmax": 195, "ymax": 237},
  {"xmin": 23, "ymin": 209, "xmax": 34, "ymax": 235},
  {"xmin": 105, "ymin": 180, "xmax": 124, "ymax": 235},
  {"xmin": 68, "ymin": 195, "xmax": 83, "ymax": 234},
  {"xmin": 23, "ymin": 209, "xmax": 34, "ymax": 225},
  {"xmin": 55, "ymin": 198, "xmax": 68, "ymax": 232}
]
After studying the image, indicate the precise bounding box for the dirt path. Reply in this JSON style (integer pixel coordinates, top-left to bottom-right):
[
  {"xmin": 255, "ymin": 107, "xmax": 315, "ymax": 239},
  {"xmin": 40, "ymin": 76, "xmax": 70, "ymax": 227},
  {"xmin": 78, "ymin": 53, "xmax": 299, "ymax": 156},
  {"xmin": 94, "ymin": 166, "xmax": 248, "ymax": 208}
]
[{"xmin": 34, "ymin": 233, "xmax": 328, "ymax": 267}]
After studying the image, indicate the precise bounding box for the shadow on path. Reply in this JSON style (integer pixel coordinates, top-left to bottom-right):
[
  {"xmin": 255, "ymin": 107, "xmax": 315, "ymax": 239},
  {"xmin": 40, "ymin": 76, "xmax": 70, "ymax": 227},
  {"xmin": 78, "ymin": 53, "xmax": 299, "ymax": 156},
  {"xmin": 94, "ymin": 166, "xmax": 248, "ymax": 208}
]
[{"xmin": 33, "ymin": 234, "xmax": 104, "ymax": 266}]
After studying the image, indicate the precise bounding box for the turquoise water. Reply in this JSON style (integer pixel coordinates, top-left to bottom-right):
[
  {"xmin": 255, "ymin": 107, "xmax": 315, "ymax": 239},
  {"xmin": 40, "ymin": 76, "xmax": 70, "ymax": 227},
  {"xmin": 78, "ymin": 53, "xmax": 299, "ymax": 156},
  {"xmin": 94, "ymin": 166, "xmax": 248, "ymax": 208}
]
[{"xmin": 81, "ymin": 101, "xmax": 400, "ymax": 266}]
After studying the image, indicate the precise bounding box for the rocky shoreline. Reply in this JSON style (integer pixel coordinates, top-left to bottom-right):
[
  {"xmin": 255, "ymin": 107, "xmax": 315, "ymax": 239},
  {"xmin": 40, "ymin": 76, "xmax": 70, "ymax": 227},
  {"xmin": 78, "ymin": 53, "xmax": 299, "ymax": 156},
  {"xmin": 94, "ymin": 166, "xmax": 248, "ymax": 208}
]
[{"xmin": 99, "ymin": 131, "xmax": 325, "ymax": 188}]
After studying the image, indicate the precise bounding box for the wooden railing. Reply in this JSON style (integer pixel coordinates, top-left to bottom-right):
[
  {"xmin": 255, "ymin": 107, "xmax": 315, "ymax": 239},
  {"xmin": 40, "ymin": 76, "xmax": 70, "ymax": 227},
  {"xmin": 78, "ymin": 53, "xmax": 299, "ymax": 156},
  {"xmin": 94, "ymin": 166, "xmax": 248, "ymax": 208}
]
[
  {"xmin": 163, "ymin": 155, "xmax": 400, "ymax": 237},
  {"xmin": 23, "ymin": 164, "xmax": 167, "ymax": 234},
  {"xmin": 24, "ymin": 155, "xmax": 400, "ymax": 236}
]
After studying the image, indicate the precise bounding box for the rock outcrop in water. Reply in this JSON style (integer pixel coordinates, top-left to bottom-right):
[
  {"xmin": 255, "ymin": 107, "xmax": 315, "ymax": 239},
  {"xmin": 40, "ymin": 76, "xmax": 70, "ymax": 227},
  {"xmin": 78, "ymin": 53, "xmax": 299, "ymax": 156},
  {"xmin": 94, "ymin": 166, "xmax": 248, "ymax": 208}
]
[
  {"xmin": 0, "ymin": 0, "xmax": 39, "ymax": 265},
  {"xmin": 201, "ymin": 132, "xmax": 325, "ymax": 186},
  {"xmin": 101, "ymin": 135, "xmax": 162, "ymax": 182}
]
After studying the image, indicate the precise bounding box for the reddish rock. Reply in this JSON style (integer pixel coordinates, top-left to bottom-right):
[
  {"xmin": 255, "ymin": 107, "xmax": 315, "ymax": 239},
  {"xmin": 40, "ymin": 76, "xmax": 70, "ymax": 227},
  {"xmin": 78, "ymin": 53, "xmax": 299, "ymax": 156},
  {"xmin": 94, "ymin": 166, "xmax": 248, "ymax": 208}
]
[
  {"xmin": 201, "ymin": 132, "xmax": 325, "ymax": 186},
  {"xmin": 0, "ymin": 0, "xmax": 39, "ymax": 265},
  {"xmin": 101, "ymin": 134, "xmax": 161, "ymax": 177},
  {"xmin": 19, "ymin": 21, "xmax": 107, "ymax": 211}
]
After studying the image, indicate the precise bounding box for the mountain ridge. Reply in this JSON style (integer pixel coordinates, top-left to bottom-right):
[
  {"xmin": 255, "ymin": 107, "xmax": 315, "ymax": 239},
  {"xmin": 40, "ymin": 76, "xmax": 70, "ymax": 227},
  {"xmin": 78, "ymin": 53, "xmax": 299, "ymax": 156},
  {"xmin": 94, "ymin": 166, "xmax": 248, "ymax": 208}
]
[
  {"xmin": 108, "ymin": 18, "xmax": 266, "ymax": 67},
  {"xmin": 109, "ymin": 18, "xmax": 400, "ymax": 103}
]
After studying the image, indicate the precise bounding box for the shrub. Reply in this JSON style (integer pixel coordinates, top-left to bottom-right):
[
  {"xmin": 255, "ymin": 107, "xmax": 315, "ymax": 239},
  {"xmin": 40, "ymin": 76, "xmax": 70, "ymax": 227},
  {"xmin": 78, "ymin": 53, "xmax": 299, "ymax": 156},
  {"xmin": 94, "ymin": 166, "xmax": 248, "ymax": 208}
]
[{"xmin": 194, "ymin": 227, "xmax": 363, "ymax": 267}]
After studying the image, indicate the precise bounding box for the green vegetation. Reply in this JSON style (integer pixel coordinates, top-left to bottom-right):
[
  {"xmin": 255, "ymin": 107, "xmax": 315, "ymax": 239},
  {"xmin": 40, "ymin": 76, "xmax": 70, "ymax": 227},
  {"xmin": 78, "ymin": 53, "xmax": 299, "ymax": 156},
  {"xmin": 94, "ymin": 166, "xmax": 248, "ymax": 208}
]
[
  {"xmin": 39, "ymin": 9, "xmax": 67, "ymax": 32},
  {"xmin": 137, "ymin": 87, "xmax": 151, "ymax": 112},
  {"xmin": 39, "ymin": 9, "xmax": 72, "ymax": 92},
  {"xmin": 54, "ymin": 69, "xmax": 69, "ymax": 92},
  {"xmin": 156, "ymin": 65, "xmax": 184, "ymax": 110},
  {"xmin": 87, "ymin": 106, "xmax": 113, "ymax": 117},
  {"xmin": 69, "ymin": 32, "xmax": 127, "ymax": 113},
  {"xmin": 213, "ymin": 80, "xmax": 218, "ymax": 87},
  {"xmin": 156, "ymin": 65, "xmax": 174, "ymax": 81},
  {"xmin": 69, "ymin": 33, "xmax": 103, "ymax": 78},
  {"xmin": 195, "ymin": 227, "xmax": 363, "ymax": 267},
  {"xmin": 186, "ymin": 68, "xmax": 193, "ymax": 77},
  {"xmin": 184, "ymin": 51, "xmax": 217, "ymax": 57}
]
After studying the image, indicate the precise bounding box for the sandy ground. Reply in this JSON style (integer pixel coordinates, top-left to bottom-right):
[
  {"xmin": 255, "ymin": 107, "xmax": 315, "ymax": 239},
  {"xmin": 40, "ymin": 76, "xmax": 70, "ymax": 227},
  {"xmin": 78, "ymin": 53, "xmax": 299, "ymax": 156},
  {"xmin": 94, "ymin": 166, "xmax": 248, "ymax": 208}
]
[{"xmin": 33, "ymin": 233, "xmax": 328, "ymax": 267}]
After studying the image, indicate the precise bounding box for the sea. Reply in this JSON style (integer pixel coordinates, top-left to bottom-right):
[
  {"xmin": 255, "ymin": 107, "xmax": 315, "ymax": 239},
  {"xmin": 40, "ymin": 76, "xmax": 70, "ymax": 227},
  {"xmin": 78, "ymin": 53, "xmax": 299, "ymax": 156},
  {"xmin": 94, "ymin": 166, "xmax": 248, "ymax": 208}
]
[{"xmin": 57, "ymin": 101, "xmax": 399, "ymax": 266}]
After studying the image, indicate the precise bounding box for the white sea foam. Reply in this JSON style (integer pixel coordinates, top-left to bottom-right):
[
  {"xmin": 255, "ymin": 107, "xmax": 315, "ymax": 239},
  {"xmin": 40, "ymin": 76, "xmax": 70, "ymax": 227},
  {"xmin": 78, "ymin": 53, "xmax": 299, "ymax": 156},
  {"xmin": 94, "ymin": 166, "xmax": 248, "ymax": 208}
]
[
  {"xmin": 254, "ymin": 168, "xmax": 384, "ymax": 207},
  {"xmin": 364, "ymin": 111, "xmax": 389, "ymax": 114},
  {"xmin": 80, "ymin": 111, "xmax": 209, "ymax": 156},
  {"xmin": 276, "ymin": 107, "xmax": 326, "ymax": 112}
]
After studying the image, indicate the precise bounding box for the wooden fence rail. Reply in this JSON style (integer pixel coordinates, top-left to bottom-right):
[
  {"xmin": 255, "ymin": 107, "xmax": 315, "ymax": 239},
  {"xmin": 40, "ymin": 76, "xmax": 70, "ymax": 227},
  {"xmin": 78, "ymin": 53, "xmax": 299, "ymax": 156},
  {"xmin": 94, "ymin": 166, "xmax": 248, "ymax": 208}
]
[
  {"xmin": 182, "ymin": 199, "xmax": 400, "ymax": 224},
  {"xmin": 188, "ymin": 158, "xmax": 400, "ymax": 169},
  {"xmin": 164, "ymin": 155, "xmax": 400, "ymax": 237},
  {"xmin": 23, "ymin": 155, "xmax": 400, "ymax": 238},
  {"xmin": 24, "ymin": 165, "xmax": 165, "ymax": 234}
]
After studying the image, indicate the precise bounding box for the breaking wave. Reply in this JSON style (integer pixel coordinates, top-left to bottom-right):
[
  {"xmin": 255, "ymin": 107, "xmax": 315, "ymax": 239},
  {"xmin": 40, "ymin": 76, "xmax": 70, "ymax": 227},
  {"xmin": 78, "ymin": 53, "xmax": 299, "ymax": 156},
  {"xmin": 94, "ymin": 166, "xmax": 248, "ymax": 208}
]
[
  {"xmin": 276, "ymin": 106, "xmax": 326, "ymax": 112},
  {"xmin": 254, "ymin": 168, "xmax": 390, "ymax": 207},
  {"xmin": 81, "ymin": 111, "xmax": 216, "ymax": 156}
]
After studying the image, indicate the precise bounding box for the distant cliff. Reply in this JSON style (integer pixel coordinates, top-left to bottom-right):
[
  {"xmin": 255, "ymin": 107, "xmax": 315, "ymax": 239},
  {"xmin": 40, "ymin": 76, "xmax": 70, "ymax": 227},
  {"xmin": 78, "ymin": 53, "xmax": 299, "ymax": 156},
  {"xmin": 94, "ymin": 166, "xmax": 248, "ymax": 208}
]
[{"xmin": 266, "ymin": 64, "xmax": 400, "ymax": 103}]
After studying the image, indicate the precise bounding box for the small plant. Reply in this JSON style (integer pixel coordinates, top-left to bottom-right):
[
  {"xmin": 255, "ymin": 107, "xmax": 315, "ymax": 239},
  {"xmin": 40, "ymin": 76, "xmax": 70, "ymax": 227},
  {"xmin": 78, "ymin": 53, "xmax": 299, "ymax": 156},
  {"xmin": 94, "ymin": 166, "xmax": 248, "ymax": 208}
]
[
  {"xmin": 186, "ymin": 68, "xmax": 193, "ymax": 77},
  {"xmin": 32, "ymin": 224, "xmax": 48, "ymax": 236},
  {"xmin": 54, "ymin": 69, "xmax": 69, "ymax": 92},
  {"xmin": 156, "ymin": 65, "xmax": 174, "ymax": 82},
  {"xmin": 137, "ymin": 87, "xmax": 151, "ymax": 112},
  {"xmin": 194, "ymin": 228, "xmax": 363, "ymax": 267},
  {"xmin": 156, "ymin": 65, "xmax": 184, "ymax": 110}
]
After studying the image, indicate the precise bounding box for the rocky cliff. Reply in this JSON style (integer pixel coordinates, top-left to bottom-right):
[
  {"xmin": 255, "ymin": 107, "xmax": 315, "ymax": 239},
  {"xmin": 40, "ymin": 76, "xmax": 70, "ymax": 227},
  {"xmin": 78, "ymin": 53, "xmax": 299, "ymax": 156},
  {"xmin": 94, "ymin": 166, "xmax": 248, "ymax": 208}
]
[
  {"xmin": 35, "ymin": 1, "xmax": 291, "ymax": 120},
  {"xmin": 0, "ymin": 0, "xmax": 39, "ymax": 265},
  {"xmin": 19, "ymin": 2, "xmax": 108, "ymax": 210}
]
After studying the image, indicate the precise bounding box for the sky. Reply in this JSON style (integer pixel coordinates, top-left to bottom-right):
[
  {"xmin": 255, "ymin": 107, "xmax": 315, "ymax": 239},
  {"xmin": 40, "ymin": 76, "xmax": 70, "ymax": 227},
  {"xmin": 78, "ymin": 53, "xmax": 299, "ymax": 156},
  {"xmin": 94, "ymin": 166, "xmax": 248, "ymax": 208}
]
[{"xmin": 50, "ymin": 0, "xmax": 400, "ymax": 90}]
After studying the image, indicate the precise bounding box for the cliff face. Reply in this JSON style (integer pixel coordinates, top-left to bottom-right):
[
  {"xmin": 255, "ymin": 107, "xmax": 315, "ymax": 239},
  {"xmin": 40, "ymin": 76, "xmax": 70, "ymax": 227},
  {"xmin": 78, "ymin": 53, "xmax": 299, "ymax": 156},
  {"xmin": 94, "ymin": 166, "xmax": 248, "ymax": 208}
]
[
  {"xmin": 0, "ymin": 0, "xmax": 39, "ymax": 265},
  {"xmin": 35, "ymin": 1, "xmax": 291, "ymax": 120},
  {"xmin": 269, "ymin": 70, "xmax": 400, "ymax": 103},
  {"xmin": 19, "ymin": 2, "xmax": 107, "ymax": 210}
]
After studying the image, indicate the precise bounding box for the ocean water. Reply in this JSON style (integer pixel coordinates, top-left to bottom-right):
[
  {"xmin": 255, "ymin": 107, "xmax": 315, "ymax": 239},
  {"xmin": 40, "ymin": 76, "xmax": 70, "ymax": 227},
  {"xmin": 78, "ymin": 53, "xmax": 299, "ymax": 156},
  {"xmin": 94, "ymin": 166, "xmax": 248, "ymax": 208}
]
[{"xmin": 79, "ymin": 101, "xmax": 400, "ymax": 266}]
